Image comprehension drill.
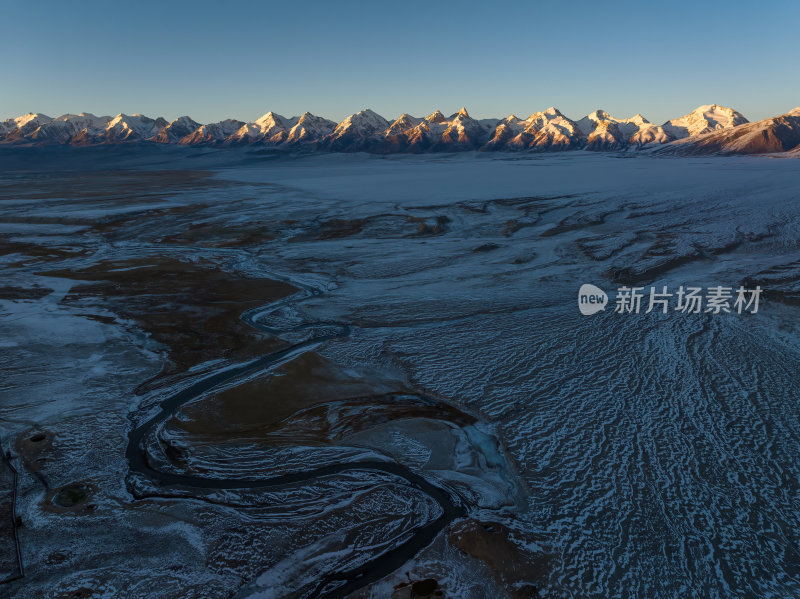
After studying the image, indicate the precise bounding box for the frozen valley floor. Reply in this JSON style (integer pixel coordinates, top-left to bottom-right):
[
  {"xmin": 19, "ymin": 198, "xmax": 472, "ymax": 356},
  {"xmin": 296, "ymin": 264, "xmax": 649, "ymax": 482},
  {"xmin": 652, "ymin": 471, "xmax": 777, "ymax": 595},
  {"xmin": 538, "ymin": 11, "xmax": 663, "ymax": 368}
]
[{"xmin": 2, "ymin": 150, "xmax": 800, "ymax": 598}]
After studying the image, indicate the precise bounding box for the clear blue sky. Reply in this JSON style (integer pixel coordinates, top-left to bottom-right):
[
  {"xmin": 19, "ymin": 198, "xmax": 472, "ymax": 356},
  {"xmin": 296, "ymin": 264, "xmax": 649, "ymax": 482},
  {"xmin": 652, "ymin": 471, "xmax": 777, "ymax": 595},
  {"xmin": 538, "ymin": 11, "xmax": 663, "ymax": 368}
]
[{"xmin": 2, "ymin": 0, "xmax": 798, "ymax": 125}]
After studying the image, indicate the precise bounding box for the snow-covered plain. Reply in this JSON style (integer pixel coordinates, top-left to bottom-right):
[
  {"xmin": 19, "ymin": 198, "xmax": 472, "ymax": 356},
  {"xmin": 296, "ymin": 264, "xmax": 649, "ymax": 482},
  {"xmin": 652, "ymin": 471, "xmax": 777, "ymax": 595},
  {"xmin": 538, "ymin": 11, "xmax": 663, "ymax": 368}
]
[{"xmin": 2, "ymin": 150, "xmax": 800, "ymax": 598}]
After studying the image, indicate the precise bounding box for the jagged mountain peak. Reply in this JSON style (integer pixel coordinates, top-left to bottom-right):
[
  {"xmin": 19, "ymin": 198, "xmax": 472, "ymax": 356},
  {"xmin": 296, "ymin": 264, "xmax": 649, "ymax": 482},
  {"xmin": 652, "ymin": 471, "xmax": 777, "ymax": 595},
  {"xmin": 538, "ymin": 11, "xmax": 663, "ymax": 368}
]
[
  {"xmin": 338, "ymin": 108, "xmax": 388, "ymax": 125},
  {"xmin": 393, "ymin": 113, "xmax": 420, "ymax": 123},
  {"xmin": 663, "ymin": 104, "xmax": 748, "ymax": 138},
  {"xmin": 152, "ymin": 116, "xmax": 201, "ymax": 143},
  {"xmin": 14, "ymin": 113, "xmax": 53, "ymax": 127},
  {"xmin": 693, "ymin": 103, "xmax": 720, "ymax": 113},
  {"xmin": 53, "ymin": 112, "xmax": 99, "ymax": 121},
  {"xmin": 284, "ymin": 112, "xmax": 336, "ymax": 145},
  {"xmin": 110, "ymin": 113, "xmax": 156, "ymax": 123},
  {"xmin": 171, "ymin": 115, "xmax": 199, "ymax": 125},
  {"xmin": 227, "ymin": 112, "xmax": 296, "ymax": 145},
  {"xmin": 385, "ymin": 113, "xmax": 422, "ymax": 137},
  {"xmin": 527, "ymin": 107, "xmax": 567, "ymax": 121},
  {"xmin": 255, "ymin": 111, "xmax": 288, "ymax": 124},
  {"xmin": 581, "ymin": 110, "xmax": 649, "ymax": 125},
  {"xmin": 292, "ymin": 112, "xmax": 336, "ymax": 128},
  {"xmin": 426, "ymin": 110, "xmax": 446, "ymax": 123},
  {"xmin": 329, "ymin": 109, "xmax": 390, "ymax": 146},
  {"xmin": 389, "ymin": 113, "xmax": 421, "ymax": 126},
  {"xmin": 16, "ymin": 112, "xmax": 49, "ymax": 120},
  {"xmin": 588, "ymin": 109, "xmax": 611, "ymax": 121}
]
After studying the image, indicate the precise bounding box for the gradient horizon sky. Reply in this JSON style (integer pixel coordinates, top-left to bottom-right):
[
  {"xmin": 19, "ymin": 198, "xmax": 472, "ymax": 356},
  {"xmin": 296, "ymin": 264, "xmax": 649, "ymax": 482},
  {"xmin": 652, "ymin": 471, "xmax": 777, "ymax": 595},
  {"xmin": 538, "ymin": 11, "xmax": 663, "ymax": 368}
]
[{"xmin": 3, "ymin": 0, "xmax": 798, "ymax": 125}]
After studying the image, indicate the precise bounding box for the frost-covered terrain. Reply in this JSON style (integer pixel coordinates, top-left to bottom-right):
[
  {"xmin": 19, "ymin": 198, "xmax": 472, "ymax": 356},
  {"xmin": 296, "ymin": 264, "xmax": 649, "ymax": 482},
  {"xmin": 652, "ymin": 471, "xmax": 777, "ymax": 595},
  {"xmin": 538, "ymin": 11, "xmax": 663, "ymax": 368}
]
[{"xmin": 2, "ymin": 150, "xmax": 800, "ymax": 598}]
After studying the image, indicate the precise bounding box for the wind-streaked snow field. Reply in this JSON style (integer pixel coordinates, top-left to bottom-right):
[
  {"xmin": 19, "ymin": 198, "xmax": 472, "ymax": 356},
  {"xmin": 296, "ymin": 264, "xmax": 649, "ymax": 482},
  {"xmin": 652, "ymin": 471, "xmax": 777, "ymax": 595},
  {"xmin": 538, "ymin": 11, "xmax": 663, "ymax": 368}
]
[{"xmin": 2, "ymin": 150, "xmax": 800, "ymax": 598}]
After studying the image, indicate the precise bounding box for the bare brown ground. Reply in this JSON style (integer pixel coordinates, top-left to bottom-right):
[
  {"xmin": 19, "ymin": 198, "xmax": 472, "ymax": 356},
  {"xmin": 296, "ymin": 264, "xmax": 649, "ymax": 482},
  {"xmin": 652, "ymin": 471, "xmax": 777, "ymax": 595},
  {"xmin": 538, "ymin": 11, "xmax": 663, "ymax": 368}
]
[
  {"xmin": 0, "ymin": 239, "xmax": 87, "ymax": 267},
  {"xmin": 449, "ymin": 519, "xmax": 550, "ymax": 598},
  {"xmin": 0, "ymin": 170, "xmax": 214, "ymax": 202},
  {"xmin": 0, "ymin": 285, "xmax": 52, "ymax": 300},
  {"xmin": 173, "ymin": 352, "xmax": 475, "ymax": 445},
  {"xmin": 161, "ymin": 222, "xmax": 275, "ymax": 248},
  {"xmin": 39, "ymin": 257, "xmax": 297, "ymax": 383}
]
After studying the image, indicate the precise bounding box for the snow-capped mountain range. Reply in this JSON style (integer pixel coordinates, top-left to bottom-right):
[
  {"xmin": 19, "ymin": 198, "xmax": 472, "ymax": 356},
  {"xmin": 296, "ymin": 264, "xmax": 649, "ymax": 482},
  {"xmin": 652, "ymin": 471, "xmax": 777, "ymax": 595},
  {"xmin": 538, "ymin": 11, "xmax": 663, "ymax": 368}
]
[{"xmin": 2, "ymin": 105, "xmax": 799, "ymax": 155}]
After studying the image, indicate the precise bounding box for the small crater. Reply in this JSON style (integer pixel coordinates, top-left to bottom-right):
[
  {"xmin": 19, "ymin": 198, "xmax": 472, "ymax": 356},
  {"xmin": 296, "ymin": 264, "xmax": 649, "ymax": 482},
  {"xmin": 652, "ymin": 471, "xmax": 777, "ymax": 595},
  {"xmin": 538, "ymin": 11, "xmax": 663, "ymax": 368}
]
[
  {"xmin": 55, "ymin": 587, "xmax": 94, "ymax": 599},
  {"xmin": 45, "ymin": 550, "xmax": 70, "ymax": 565},
  {"xmin": 16, "ymin": 429, "xmax": 54, "ymax": 473},
  {"xmin": 53, "ymin": 484, "xmax": 89, "ymax": 508},
  {"xmin": 45, "ymin": 482, "xmax": 97, "ymax": 514},
  {"xmin": 512, "ymin": 252, "xmax": 536, "ymax": 265}
]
